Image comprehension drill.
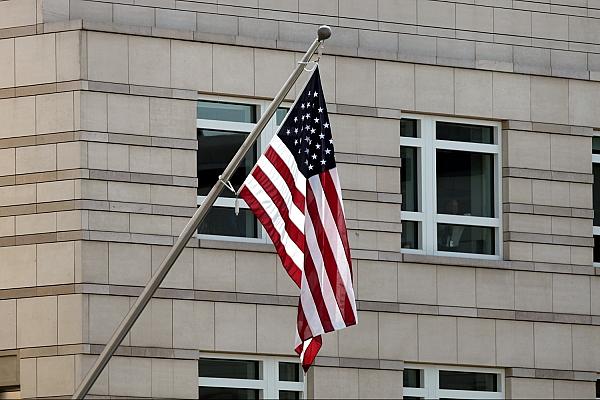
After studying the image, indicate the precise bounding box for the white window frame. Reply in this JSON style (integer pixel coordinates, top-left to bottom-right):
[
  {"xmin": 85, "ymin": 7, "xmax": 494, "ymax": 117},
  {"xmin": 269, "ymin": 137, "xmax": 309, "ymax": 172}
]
[
  {"xmin": 400, "ymin": 114, "xmax": 503, "ymax": 260},
  {"xmin": 196, "ymin": 96, "xmax": 289, "ymax": 243},
  {"xmin": 198, "ymin": 353, "xmax": 304, "ymax": 399},
  {"xmin": 403, "ymin": 364, "xmax": 505, "ymax": 399},
  {"xmin": 593, "ymin": 136, "xmax": 600, "ymax": 268}
]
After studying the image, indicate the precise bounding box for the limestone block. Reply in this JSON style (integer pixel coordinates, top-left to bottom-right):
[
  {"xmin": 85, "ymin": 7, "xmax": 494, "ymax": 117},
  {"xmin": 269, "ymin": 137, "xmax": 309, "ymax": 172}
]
[
  {"xmin": 456, "ymin": 4, "xmax": 492, "ymax": 32},
  {"xmin": 476, "ymin": 268, "xmax": 514, "ymax": 310},
  {"xmin": 15, "ymin": 33, "xmax": 56, "ymax": 86},
  {"xmin": 378, "ymin": 312, "xmax": 417, "ymax": 361},
  {"xmin": 357, "ymin": 260, "xmax": 397, "ymax": 302},
  {"xmin": 276, "ymin": 257, "xmax": 298, "ymax": 296},
  {"xmin": 457, "ymin": 317, "xmax": 495, "ymax": 366},
  {"xmin": 109, "ymin": 357, "xmax": 151, "ymax": 397},
  {"xmin": 74, "ymin": 354, "xmax": 109, "ymax": 396},
  {"xmin": 213, "ymin": 44, "xmax": 254, "ymax": 96},
  {"xmin": 492, "ymin": 72, "xmax": 530, "ymax": 120},
  {"xmin": 80, "ymin": 91, "xmax": 107, "ymax": 132},
  {"xmin": 532, "ymin": 180, "xmax": 570, "ymax": 207},
  {"xmin": 358, "ymin": 368, "xmax": 403, "ymax": 399},
  {"xmin": 57, "ymin": 210, "xmax": 84, "ymax": 232},
  {"xmin": 256, "ymin": 305, "xmax": 296, "ymax": 354},
  {"xmin": 338, "ymin": 311, "xmax": 378, "ymax": 359},
  {"xmin": 569, "ymin": 79, "xmax": 600, "ymax": 127},
  {"xmin": 129, "ymin": 36, "xmax": 170, "ymax": 87},
  {"xmin": 56, "ymin": 31, "xmax": 80, "ymax": 82},
  {"xmin": 378, "ymin": 0, "xmax": 416, "ymax": 24},
  {"xmin": 550, "ymin": 134, "xmax": 591, "ymax": 174},
  {"xmin": 171, "ymin": 40, "xmax": 212, "ymax": 91},
  {"xmin": 235, "ymin": 251, "xmax": 277, "ymax": 294},
  {"xmin": 417, "ymin": 0, "xmax": 454, "ymax": 28},
  {"xmin": 418, "ymin": 315, "xmax": 457, "ymax": 364},
  {"xmin": 507, "ymin": 177, "xmax": 532, "ymax": 204},
  {"xmin": 339, "ymin": 0, "xmax": 376, "ymax": 19},
  {"xmin": 592, "ymin": 277, "xmax": 600, "ymax": 315},
  {"xmin": 397, "ymin": 262, "xmax": 436, "ymax": 304},
  {"xmin": 37, "ymin": 241, "xmax": 75, "ymax": 286},
  {"xmin": 20, "ymin": 358, "xmax": 36, "ymax": 399},
  {"xmin": 496, "ymin": 320, "xmax": 534, "ymax": 368},
  {"xmin": 298, "ymin": 0, "xmax": 337, "ymax": 16},
  {"xmin": 37, "ymin": 356, "xmax": 75, "ymax": 397},
  {"xmin": 171, "ymin": 149, "xmax": 196, "ymax": 177},
  {"xmin": 437, "ymin": 265, "xmax": 475, "ymax": 307},
  {"xmin": 57, "ymin": 141, "xmax": 86, "ymax": 170},
  {"xmin": 156, "ymin": 8, "xmax": 196, "ymax": 31},
  {"xmin": 108, "ymin": 242, "xmax": 151, "ymax": 286},
  {"xmin": 0, "ymin": 184, "xmax": 36, "ymax": 207},
  {"xmin": 131, "ymin": 298, "xmax": 173, "ymax": 348},
  {"xmin": 568, "ymin": 15, "xmax": 600, "ymax": 44},
  {"xmin": 507, "ymin": 213, "xmax": 551, "ymax": 234},
  {"xmin": 532, "ymin": 243, "xmax": 570, "ymax": 264},
  {"xmin": 107, "ymin": 144, "xmax": 130, "ymax": 172},
  {"xmin": 76, "ymin": 241, "xmax": 108, "ymax": 284},
  {"xmin": 415, "ymin": 65, "xmax": 454, "ymax": 114},
  {"xmin": 494, "ymin": 8, "xmax": 531, "ymax": 36},
  {"xmin": 16, "ymin": 212, "xmax": 56, "ymax": 235},
  {"xmin": 0, "ymin": 216, "xmax": 14, "ymax": 237},
  {"xmin": 0, "ymin": 39, "xmax": 15, "ymax": 88},
  {"xmin": 37, "ymin": 180, "xmax": 75, "ymax": 203},
  {"xmin": 534, "ymin": 322, "xmax": 572, "ymax": 370},
  {"xmin": 16, "ymin": 143, "xmax": 56, "ymax": 174},
  {"xmin": 173, "ymin": 300, "xmax": 214, "ymax": 350},
  {"xmin": 310, "ymin": 367, "xmax": 358, "ymax": 399},
  {"xmin": 572, "ymin": 325, "xmax": 600, "ymax": 372},
  {"xmin": 130, "ymin": 146, "xmax": 172, "ymax": 176},
  {"xmin": 377, "ymin": 166, "xmax": 400, "ymax": 194},
  {"xmin": 87, "ymin": 32, "xmax": 129, "ymax": 84},
  {"xmin": 570, "ymin": 182, "xmax": 592, "ymax": 209},
  {"xmin": 454, "ymin": 68, "xmax": 493, "ymax": 118},
  {"xmin": 107, "ymin": 181, "xmax": 151, "ymax": 203},
  {"xmin": 337, "ymin": 163, "xmax": 377, "ymax": 192},
  {"xmin": 375, "ymin": 61, "xmax": 414, "ymax": 110},
  {"xmin": 331, "ymin": 114, "xmax": 400, "ymax": 157},
  {"xmin": 506, "ymin": 130, "xmax": 550, "ymax": 171},
  {"xmin": 255, "ymin": 48, "xmax": 295, "ymax": 98},
  {"xmin": 552, "ymin": 273, "xmax": 591, "ymax": 314},
  {"xmin": 151, "ymin": 185, "xmax": 196, "ymax": 207},
  {"xmin": 149, "ymin": 97, "xmax": 196, "ymax": 140},
  {"xmin": 530, "ymin": 76, "xmax": 569, "ymax": 124},
  {"xmin": 172, "ymin": 359, "xmax": 198, "ymax": 399},
  {"xmin": 515, "ymin": 271, "xmax": 552, "ymax": 312},
  {"xmin": 0, "ymin": 244, "xmax": 36, "ymax": 289},
  {"xmin": 17, "ymin": 296, "xmax": 58, "ymax": 347},
  {"xmin": 58, "ymin": 294, "xmax": 86, "ymax": 345},
  {"xmin": 0, "ymin": 96, "xmax": 35, "ymax": 139},
  {"xmin": 151, "ymin": 246, "xmax": 193, "ymax": 289},
  {"xmin": 553, "ymin": 380, "xmax": 596, "ymax": 399},
  {"xmin": 214, "ymin": 302, "xmax": 257, "ymax": 352},
  {"xmin": 70, "ymin": 0, "xmax": 112, "ymax": 23},
  {"xmin": 107, "ymin": 94, "xmax": 150, "ymax": 135},
  {"xmin": 336, "ymin": 57, "xmax": 376, "ymax": 107},
  {"xmin": 0, "ymin": 300, "xmax": 16, "ymax": 350},
  {"xmin": 0, "ymin": 0, "xmax": 36, "ymax": 29},
  {"xmin": 88, "ymin": 294, "xmax": 130, "ymax": 345},
  {"xmin": 506, "ymin": 377, "xmax": 553, "ymax": 399},
  {"xmin": 194, "ymin": 248, "xmax": 236, "ymax": 292},
  {"xmin": 0, "ymin": 148, "xmax": 15, "ymax": 176},
  {"xmin": 88, "ymin": 210, "xmax": 128, "ymax": 232},
  {"xmin": 113, "ymin": 4, "xmax": 155, "ymax": 27}
]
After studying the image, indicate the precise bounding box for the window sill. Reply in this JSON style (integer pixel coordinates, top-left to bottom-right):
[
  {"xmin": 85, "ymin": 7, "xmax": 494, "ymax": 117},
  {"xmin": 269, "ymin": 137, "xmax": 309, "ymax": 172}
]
[{"xmin": 401, "ymin": 252, "xmax": 512, "ymax": 270}]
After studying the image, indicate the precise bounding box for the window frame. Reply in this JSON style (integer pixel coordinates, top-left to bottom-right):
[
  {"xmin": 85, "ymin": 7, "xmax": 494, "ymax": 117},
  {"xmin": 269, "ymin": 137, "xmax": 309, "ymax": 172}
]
[
  {"xmin": 592, "ymin": 135, "xmax": 600, "ymax": 267},
  {"xmin": 403, "ymin": 363, "xmax": 505, "ymax": 400},
  {"xmin": 196, "ymin": 95, "xmax": 289, "ymax": 243},
  {"xmin": 400, "ymin": 114, "xmax": 503, "ymax": 260},
  {"xmin": 198, "ymin": 353, "xmax": 304, "ymax": 399}
]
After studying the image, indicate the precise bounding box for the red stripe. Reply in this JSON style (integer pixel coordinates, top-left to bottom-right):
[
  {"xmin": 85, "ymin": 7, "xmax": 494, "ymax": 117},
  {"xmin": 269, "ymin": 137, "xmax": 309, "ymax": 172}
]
[
  {"xmin": 252, "ymin": 166, "xmax": 305, "ymax": 251},
  {"xmin": 298, "ymin": 336, "xmax": 322, "ymax": 373},
  {"xmin": 320, "ymin": 171, "xmax": 353, "ymax": 277},
  {"xmin": 296, "ymin": 302, "xmax": 312, "ymax": 339},
  {"xmin": 265, "ymin": 147, "xmax": 305, "ymax": 212},
  {"xmin": 302, "ymin": 249, "xmax": 335, "ymax": 335},
  {"xmin": 306, "ymin": 179, "xmax": 357, "ymax": 328},
  {"xmin": 239, "ymin": 186, "xmax": 302, "ymax": 287}
]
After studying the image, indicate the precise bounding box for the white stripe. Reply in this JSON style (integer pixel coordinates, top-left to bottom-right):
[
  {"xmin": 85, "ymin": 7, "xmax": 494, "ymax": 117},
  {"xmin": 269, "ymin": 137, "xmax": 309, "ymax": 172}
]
[
  {"xmin": 256, "ymin": 156, "xmax": 305, "ymax": 232},
  {"xmin": 270, "ymin": 136, "xmax": 306, "ymax": 197},
  {"xmin": 245, "ymin": 175, "xmax": 305, "ymax": 270},
  {"xmin": 308, "ymin": 173, "xmax": 358, "ymax": 319},
  {"xmin": 299, "ymin": 270, "xmax": 324, "ymax": 336},
  {"xmin": 304, "ymin": 197, "xmax": 347, "ymax": 331}
]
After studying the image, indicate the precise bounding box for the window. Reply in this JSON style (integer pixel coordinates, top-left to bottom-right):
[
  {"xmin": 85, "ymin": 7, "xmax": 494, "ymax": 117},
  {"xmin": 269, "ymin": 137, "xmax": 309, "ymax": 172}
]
[
  {"xmin": 593, "ymin": 137, "xmax": 600, "ymax": 265},
  {"xmin": 596, "ymin": 378, "xmax": 599, "ymax": 400},
  {"xmin": 403, "ymin": 364, "xmax": 504, "ymax": 399},
  {"xmin": 400, "ymin": 116, "xmax": 502, "ymax": 258},
  {"xmin": 196, "ymin": 99, "xmax": 288, "ymax": 241},
  {"xmin": 198, "ymin": 355, "xmax": 303, "ymax": 399}
]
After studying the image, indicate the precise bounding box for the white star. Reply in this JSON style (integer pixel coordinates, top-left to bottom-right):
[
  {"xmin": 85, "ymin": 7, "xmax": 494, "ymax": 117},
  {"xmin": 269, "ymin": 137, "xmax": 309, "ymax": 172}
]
[
  {"xmin": 301, "ymin": 115, "xmax": 305, "ymax": 121},
  {"xmin": 316, "ymin": 144, "xmax": 321, "ymax": 149},
  {"xmin": 294, "ymin": 139, "xmax": 298, "ymax": 145},
  {"xmin": 318, "ymin": 107, "xmax": 323, "ymax": 113},
  {"xmin": 307, "ymin": 102, "xmax": 311, "ymax": 107},
  {"xmin": 312, "ymin": 154, "xmax": 317, "ymax": 160},
  {"xmin": 320, "ymin": 159, "xmax": 326, "ymax": 165},
  {"xmin": 294, "ymin": 117, "xmax": 298, "ymax": 123},
  {"xmin": 311, "ymin": 128, "xmax": 316, "ymax": 134},
  {"xmin": 286, "ymin": 129, "xmax": 290, "ymax": 135},
  {"xmin": 294, "ymin": 128, "xmax": 298, "ymax": 133},
  {"xmin": 314, "ymin": 117, "xmax": 320, "ymax": 123},
  {"xmin": 323, "ymin": 122, "xmax": 329, "ymax": 128},
  {"xmin": 304, "ymin": 136, "xmax": 310, "ymax": 142},
  {"xmin": 325, "ymin": 148, "xmax": 331, "ymax": 154},
  {"xmin": 305, "ymin": 159, "xmax": 309, "ymax": 165},
  {"xmin": 308, "ymin": 91, "xmax": 311, "ymax": 96},
  {"xmin": 319, "ymin": 133, "xmax": 325, "ymax": 139},
  {"xmin": 301, "ymin": 103, "xmax": 305, "ymax": 109},
  {"xmin": 305, "ymin": 113, "xmax": 310, "ymax": 119},
  {"xmin": 329, "ymin": 139, "xmax": 333, "ymax": 144},
  {"xmin": 305, "ymin": 148, "xmax": 310, "ymax": 154},
  {"xmin": 308, "ymin": 164, "xmax": 313, "ymax": 170},
  {"xmin": 305, "ymin": 125, "xmax": 310, "ymax": 130},
  {"xmin": 313, "ymin": 92, "xmax": 318, "ymax": 97}
]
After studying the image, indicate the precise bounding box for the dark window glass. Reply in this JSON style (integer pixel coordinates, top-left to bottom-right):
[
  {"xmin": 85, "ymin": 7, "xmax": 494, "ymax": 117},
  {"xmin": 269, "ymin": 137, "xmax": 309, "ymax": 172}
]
[
  {"xmin": 436, "ymin": 122, "xmax": 494, "ymax": 144},
  {"xmin": 401, "ymin": 118, "xmax": 418, "ymax": 137},
  {"xmin": 199, "ymin": 387, "xmax": 259, "ymax": 399},
  {"xmin": 279, "ymin": 362, "xmax": 301, "ymax": 382},
  {"xmin": 199, "ymin": 358, "xmax": 259, "ymax": 380},
  {"xmin": 402, "ymin": 221, "xmax": 419, "ymax": 249},
  {"xmin": 401, "ymin": 146, "xmax": 418, "ymax": 212},
  {"xmin": 197, "ymin": 129, "xmax": 257, "ymax": 197},
  {"xmin": 594, "ymin": 164, "xmax": 600, "ymax": 226},
  {"xmin": 437, "ymin": 224, "xmax": 495, "ymax": 255},
  {"xmin": 593, "ymin": 137, "xmax": 600, "ymax": 155},
  {"xmin": 279, "ymin": 390, "xmax": 301, "ymax": 400},
  {"xmin": 276, "ymin": 107, "xmax": 290, "ymax": 125},
  {"xmin": 198, "ymin": 207, "xmax": 259, "ymax": 238},
  {"xmin": 594, "ymin": 237, "xmax": 600, "ymax": 263},
  {"xmin": 437, "ymin": 150, "xmax": 494, "ymax": 218},
  {"xmin": 438, "ymin": 370, "xmax": 498, "ymax": 392},
  {"xmin": 403, "ymin": 369, "xmax": 423, "ymax": 388},
  {"xmin": 197, "ymin": 101, "xmax": 257, "ymax": 123},
  {"xmin": 596, "ymin": 379, "xmax": 599, "ymax": 398},
  {"xmin": 403, "ymin": 397, "xmax": 424, "ymax": 400}
]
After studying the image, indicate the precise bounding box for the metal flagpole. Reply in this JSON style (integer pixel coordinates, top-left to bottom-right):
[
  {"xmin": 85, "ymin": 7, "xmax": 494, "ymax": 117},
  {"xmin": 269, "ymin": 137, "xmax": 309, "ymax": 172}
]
[{"xmin": 72, "ymin": 25, "xmax": 332, "ymax": 399}]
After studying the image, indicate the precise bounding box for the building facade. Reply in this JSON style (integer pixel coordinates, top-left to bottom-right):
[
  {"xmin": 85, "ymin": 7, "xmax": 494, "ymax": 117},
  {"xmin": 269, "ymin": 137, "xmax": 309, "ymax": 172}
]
[{"xmin": 0, "ymin": 0, "xmax": 599, "ymax": 398}]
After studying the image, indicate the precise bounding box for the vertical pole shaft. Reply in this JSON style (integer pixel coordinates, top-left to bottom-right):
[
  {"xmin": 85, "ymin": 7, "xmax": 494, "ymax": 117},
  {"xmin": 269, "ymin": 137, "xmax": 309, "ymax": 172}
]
[{"xmin": 72, "ymin": 26, "xmax": 332, "ymax": 399}]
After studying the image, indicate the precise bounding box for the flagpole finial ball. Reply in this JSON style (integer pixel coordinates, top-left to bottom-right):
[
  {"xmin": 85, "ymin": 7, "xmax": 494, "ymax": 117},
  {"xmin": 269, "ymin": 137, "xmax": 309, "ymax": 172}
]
[{"xmin": 317, "ymin": 25, "xmax": 332, "ymax": 41}]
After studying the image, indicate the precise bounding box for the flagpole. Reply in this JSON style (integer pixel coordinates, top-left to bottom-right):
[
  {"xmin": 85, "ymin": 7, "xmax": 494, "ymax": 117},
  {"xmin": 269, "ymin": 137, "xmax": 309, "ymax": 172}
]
[{"xmin": 71, "ymin": 25, "xmax": 332, "ymax": 399}]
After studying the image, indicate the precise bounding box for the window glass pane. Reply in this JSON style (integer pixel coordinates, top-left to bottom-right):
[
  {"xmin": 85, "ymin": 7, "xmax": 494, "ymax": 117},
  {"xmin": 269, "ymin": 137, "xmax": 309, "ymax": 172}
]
[
  {"xmin": 437, "ymin": 150, "xmax": 494, "ymax": 218},
  {"xmin": 596, "ymin": 379, "xmax": 599, "ymax": 398},
  {"xmin": 401, "ymin": 118, "xmax": 418, "ymax": 137},
  {"xmin": 437, "ymin": 224, "xmax": 495, "ymax": 255},
  {"xmin": 279, "ymin": 362, "xmax": 301, "ymax": 382},
  {"xmin": 276, "ymin": 107, "xmax": 290, "ymax": 126},
  {"xmin": 436, "ymin": 121, "xmax": 494, "ymax": 144},
  {"xmin": 402, "ymin": 221, "xmax": 419, "ymax": 249},
  {"xmin": 594, "ymin": 164, "xmax": 600, "ymax": 226},
  {"xmin": 401, "ymin": 146, "xmax": 418, "ymax": 212},
  {"xmin": 403, "ymin": 369, "xmax": 423, "ymax": 388},
  {"xmin": 594, "ymin": 236, "xmax": 600, "ymax": 263},
  {"xmin": 403, "ymin": 397, "xmax": 423, "ymax": 400},
  {"xmin": 593, "ymin": 137, "xmax": 600, "ymax": 155},
  {"xmin": 198, "ymin": 207, "xmax": 259, "ymax": 238},
  {"xmin": 199, "ymin": 358, "xmax": 259, "ymax": 379},
  {"xmin": 198, "ymin": 129, "xmax": 257, "ymax": 197},
  {"xmin": 199, "ymin": 387, "xmax": 259, "ymax": 399},
  {"xmin": 197, "ymin": 101, "xmax": 257, "ymax": 123},
  {"xmin": 438, "ymin": 370, "xmax": 498, "ymax": 392},
  {"xmin": 279, "ymin": 390, "xmax": 301, "ymax": 400}
]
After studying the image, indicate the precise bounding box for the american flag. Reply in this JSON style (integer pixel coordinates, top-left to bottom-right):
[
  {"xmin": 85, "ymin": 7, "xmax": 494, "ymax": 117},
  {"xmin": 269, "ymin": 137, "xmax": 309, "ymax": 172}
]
[{"xmin": 239, "ymin": 67, "xmax": 357, "ymax": 371}]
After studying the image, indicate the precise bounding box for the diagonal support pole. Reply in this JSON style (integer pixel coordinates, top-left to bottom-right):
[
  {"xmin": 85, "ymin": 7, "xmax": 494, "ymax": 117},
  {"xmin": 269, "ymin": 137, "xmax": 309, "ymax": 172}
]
[{"xmin": 72, "ymin": 25, "xmax": 332, "ymax": 399}]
